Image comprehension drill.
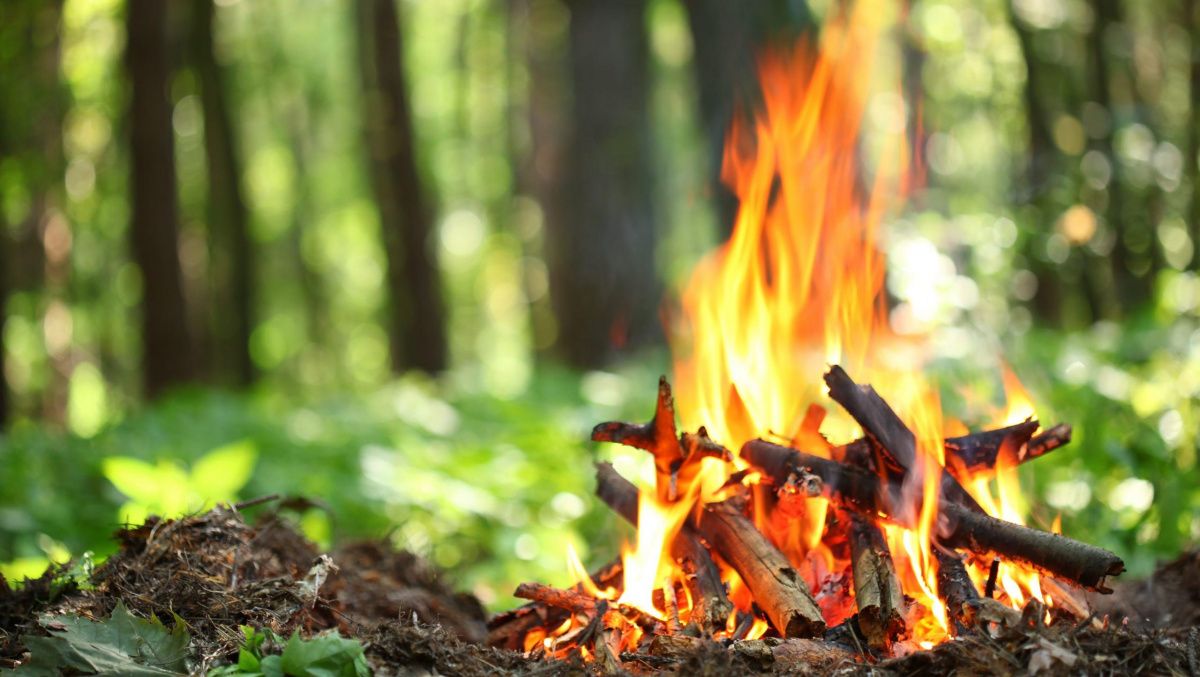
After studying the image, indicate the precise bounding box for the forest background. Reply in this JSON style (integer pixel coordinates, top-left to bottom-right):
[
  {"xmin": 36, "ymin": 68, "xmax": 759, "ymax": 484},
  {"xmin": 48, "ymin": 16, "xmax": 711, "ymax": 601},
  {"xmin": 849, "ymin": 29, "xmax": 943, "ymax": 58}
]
[{"xmin": 1, "ymin": 0, "xmax": 1198, "ymax": 611}]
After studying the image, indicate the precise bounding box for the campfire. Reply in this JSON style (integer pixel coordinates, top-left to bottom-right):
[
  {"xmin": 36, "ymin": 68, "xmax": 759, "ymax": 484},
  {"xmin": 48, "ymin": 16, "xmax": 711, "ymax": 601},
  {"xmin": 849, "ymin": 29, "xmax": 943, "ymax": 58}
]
[{"xmin": 489, "ymin": 4, "xmax": 1125, "ymax": 669}]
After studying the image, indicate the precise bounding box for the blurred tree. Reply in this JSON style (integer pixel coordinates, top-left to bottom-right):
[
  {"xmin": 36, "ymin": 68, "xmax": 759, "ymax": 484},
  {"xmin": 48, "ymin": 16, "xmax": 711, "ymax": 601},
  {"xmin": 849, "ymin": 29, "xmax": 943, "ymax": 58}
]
[
  {"xmin": 126, "ymin": 0, "xmax": 196, "ymax": 397},
  {"xmin": 1191, "ymin": 0, "xmax": 1200, "ymax": 270},
  {"xmin": 549, "ymin": 0, "xmax": 658, "ymax": 367},
  {"xmin": 0, "ymin": 201, "xmax": 8, "ymax": 428},
  {"xmin": 190, "ymin": 0, "xmax": 255, "ymax": 387},
  {"xmin": 0, "ymin": 0, "xmax": 70, "ymax": 421},
  {"xmin": 354, "ymin": 0, "xmax": 447, "ymax": 374},
  {"xmin": 1008, "ymin": 2, "xmax": 1067, "ymax": 326},
  {"xmin": 1087, "ymin": 0, "xmax": 1153, "ymax": 314}
]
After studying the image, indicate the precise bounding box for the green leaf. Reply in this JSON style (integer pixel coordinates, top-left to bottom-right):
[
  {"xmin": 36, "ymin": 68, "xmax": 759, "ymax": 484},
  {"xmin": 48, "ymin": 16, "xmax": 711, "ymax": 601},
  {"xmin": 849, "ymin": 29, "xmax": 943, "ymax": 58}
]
[
  {"xmin": 13, "ymin": 601, "xmax": 190, "ymax": 676},
  {"xmin": 189, "ymin": 440, "xmax": 257, "ymax": 504},
  {"xmin": 101, "ymin": 457, "xmax": 169, "ymax": 506},
  {"xmin": 277, "ymin": 631, "xmax": 371, "ymax": 677}
]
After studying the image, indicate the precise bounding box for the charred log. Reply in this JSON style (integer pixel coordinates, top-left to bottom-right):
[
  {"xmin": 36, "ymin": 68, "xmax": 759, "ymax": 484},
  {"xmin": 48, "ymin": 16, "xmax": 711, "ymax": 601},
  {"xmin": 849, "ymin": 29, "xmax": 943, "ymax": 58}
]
[
  {"xmin": 939, "ymin": 501, "xmax": 1124, "ymax": 592},
  {"xmin": 944, "ymin": 419, "xmax": 1040, "ymax": 473},
  {"xmin": 935, "ymin": 550, "xmax": 979, "ymax": 634},
  {"xmin": 594, "ymin": 462, "xmax": 734, "ymax": 631},
  {"xmin": 514, "ymin": 582, "xmax": 596, "ymax": 616},
  {"xmin": 694, "ymin": 499, "xmax": 826, "ymax": 638},
  {"xmin": 741, "ymin": 439, "xmax": 1124, "ymax": 591},
  {"xmin": 848, "ymin": 512, "xmax": 905, "ymax": 649}
]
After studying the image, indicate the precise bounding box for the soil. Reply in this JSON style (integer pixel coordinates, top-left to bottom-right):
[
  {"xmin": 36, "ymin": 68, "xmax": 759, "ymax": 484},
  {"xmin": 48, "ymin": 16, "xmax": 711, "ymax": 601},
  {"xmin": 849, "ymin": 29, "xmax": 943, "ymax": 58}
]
[{"xmin": 1, "ymin": 505, "xmax": 1198, "ymax": 675}]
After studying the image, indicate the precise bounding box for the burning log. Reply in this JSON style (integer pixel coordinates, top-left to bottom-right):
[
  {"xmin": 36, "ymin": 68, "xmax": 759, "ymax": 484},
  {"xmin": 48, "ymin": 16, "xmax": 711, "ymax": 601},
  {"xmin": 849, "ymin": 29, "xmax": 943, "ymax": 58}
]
[
  {"xmin": 944, "ymin": 419, "xmax": 1040, "ymax": 473},
  {"xmin": 935, "ymin": 550, "xmax": 979, "ymax": 633},
  {"xmin": 847, "ymin": 513, "xmax": 905, "ymax": 649},
  {"xmin": 514, "ymin": 582, "xmax": 597, "ymax": 616},
  {"xmin": 839, "ymin": 442, "xmax": 905, "ymax": 649},
  {"xmin": 939, "ymin": 501, "xmax": 1124, "ymax": 592},
  {"xmin": 1025, "ymin": 423, "xmax": 1072, "ymax": 461},
  {"xmin": 694, "ymin": 499, "xmax": 826, "ymax": 638},
  {"xmin": 741, "ymin": 439, "xmax": 1125, "ymax": 591},
  {"xmin": 944, "ymin": 420, "xmax": 1072, "ymax": 474},
  {"xmin": 593, "ymin": 462, "xmax": 734, "ymax": 631}
]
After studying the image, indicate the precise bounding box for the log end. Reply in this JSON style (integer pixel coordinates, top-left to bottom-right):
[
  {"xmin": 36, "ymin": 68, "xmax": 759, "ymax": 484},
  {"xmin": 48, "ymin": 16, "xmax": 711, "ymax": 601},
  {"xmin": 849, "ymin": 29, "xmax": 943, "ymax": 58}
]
[
  {"xmin": 856, "ymin": 606, "xmax": 905, "ymax": 650},
  {"xmin": 781, "ymin": 611, "xmax": 827, "ymax": 639}
]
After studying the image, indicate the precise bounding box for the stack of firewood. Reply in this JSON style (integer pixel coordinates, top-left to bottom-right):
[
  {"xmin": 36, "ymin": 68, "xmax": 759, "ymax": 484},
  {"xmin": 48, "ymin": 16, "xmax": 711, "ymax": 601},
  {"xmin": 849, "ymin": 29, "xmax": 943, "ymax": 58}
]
[{"xmin": 487, "ymin": 366, "xmax": 1124, "ymax": 665}]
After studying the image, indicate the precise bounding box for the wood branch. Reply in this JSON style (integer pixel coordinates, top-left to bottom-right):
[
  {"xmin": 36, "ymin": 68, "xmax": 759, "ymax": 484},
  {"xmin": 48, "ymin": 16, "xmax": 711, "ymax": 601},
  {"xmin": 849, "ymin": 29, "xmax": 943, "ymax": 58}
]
[
  {"xmin": 824, "ymin": 365, "xmax": 915, "ymax": 477},
  {"xmin": 935, "ymin": 550, "xmax": 980, "ymax": 634},
  {"xmin": 514, "ymin": 582, "xmax": 597, "ymax": 615},
  {"xmin": 593, "ymin": 462, "xmax": 734, "ymax": 631},
  {"xmin": 1025, "ymin": 423, "xmax": 1071, "ymax": 461},
  {"xmin": 487, "ymin": 557, "xmax": 625, "ymax": 650},
  {"xmin": 939, "ymin": 501, "xmax": 1124, "ymax": 592},
  {"xmin": 592, "ymin": 376, "xmax": 682, "ymax": 501},
  {"xmin": 823, "ymin": 365, "xmax": 984, "ymax": 517},
  {"xmin": 694, "ymin": 499, "xmax": 826, "ymax": 638},
  {"xmin": 848, "ymin": 512, "xmax": 905, "ymax": 649},
  {"xmin": 944, "ymin": 419, "xmax": 1040, "ymax": 473},
  {"xmin": 741, "ymin": 439, "xmax": 1125, "ymax": 591}
]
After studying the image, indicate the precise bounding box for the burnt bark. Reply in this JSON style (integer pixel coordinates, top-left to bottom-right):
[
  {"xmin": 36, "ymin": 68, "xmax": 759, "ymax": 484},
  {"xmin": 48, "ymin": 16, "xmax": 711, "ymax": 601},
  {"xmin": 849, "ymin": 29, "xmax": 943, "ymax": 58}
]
[
  {"xmin": 355, "ymin": 0, "xmax": 447, "ymax": 373},
  {"xmin": 943, "ymin": 420, "xmax": 1041, "ymax": 474},
  {"xmin": 935, "ymin": 550, "xmax": 980, "ymax": 633},
  {"xmin": 126, "ymin": 0, "xmax": 196, "ymax": 398},
  {"xmin": 191, "ymin": 0, "xmax": 255, "ymax": 386},
  {"xmin": 741, "ymin": 439, "xmax": 1125, "ymax": 591},
  {"xmin": 549, "ymin": 0, "xmax": 658, "ymax": 367},
  {"xmin": 848, "ymin": 513, "xmax": 905, "ymax": 649}
]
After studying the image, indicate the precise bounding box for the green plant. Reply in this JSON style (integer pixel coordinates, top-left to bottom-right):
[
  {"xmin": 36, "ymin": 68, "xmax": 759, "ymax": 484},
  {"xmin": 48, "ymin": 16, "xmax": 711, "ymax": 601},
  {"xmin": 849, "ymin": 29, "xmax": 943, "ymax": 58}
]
[
  {"xmin": 208, "ymin": 626, "xmax": 370, "ymax": 677},
  {"xmin": 11, "ymin": 601, "xmax": 190, "ymax": 676},
  {"xmin": 102, "ymin": 440, "xmax": 257, "ymax": 526}
]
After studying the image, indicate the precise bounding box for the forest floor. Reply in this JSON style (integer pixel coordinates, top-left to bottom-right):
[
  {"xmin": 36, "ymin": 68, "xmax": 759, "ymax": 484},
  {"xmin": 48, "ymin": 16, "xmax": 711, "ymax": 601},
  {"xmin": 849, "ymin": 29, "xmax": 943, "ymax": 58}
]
[{"xmin": 1, "ymin": 505, "xmax": 1197, "ymax": 676}]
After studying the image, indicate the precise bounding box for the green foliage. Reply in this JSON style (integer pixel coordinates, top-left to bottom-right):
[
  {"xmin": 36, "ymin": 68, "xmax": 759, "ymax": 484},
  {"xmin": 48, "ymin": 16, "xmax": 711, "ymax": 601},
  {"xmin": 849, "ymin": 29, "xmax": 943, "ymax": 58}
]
[
  {"xmin": 209, "ymin": 627, "xmax": 370, "ymax": 677},
  {"xmin": 102, "ymin": 440, "xmax": 257, "ymax": 525},
  {"xmin": 11, "ymin": 601, "xmax": 190, "ymax": 676}
]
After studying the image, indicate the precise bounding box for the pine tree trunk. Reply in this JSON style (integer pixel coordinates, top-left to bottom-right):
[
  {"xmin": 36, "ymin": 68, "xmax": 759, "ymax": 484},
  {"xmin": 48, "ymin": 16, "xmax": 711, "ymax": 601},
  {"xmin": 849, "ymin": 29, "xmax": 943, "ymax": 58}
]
[
  {"xmin": 355, "ymin": 0, "xmax": 447, "ymax": 374},
  {"xmin": 192, "ymin": 0, "xmax": 255, "ymax": 386},
  {"xmin": 549, "ymin": 0, "xmax": 658, "ymax": 367},
  {"xmin": 126, "ymin": 0, "xmax": 196, "ymax": 397}
]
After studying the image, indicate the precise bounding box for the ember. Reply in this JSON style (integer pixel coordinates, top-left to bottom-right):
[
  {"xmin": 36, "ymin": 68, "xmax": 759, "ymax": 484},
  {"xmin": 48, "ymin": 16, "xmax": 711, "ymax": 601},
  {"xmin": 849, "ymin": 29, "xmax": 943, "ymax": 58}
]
[{"xmin": 489, "ymin": 1, "xmax": 1124, "ymax": 667}]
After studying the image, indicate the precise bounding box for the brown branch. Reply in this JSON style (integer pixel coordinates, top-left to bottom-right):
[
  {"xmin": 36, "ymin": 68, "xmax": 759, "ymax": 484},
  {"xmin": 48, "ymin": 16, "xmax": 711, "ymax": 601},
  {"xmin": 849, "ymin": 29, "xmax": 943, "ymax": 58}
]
[
  {"xmin": 741, "ymin": 439, "xmax": 1125, "ymax": 591},
  {"xmin": 935, "ymin": 550, "xmax": 979, "ymax": 634},
  {"xmin": 823, "ymin": 365, "xmax": 983, "ymax": 517},
  {"xmin": 944, "ymin": 419, "xmax": 1040, "ymax": 473},
  {"xmin": 592, "ymin": 376, "xmax": 682, "ymax": 502},
  {"xmin": 695, "ymin": 499, "xmax": 826, "ymax": 637},
  {"xmin": 1024, "ymin": 423, "xmax": 1071, "ymax": 462},
  {"xmin": 514, "ymin": 582, "xmax": 597, "ymax": 616},
  {"xmin": 848, "ymin": 513, "xmax": 905, "ymax": 649},
  {"xmin": 593, "ymin": 462, "xmax": 734, "ymax": 631}
]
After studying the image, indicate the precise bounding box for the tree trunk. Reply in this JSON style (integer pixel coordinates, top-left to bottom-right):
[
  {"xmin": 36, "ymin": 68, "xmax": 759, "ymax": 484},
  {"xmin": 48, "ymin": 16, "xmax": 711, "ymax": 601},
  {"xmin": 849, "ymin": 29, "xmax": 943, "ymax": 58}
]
[
  {"xmin": 1191, "ymin": 0, "xmax": 1200, "ymax": 271},
  {"xmin": 191, "ymin": 0, "xmax": 255, "ymax": 386},
  {"xmin": 0, "ymin": 204, "xmax": 8, "ymax": 428},
  {"xmin": 549, "ymin": 0, "xmax": 658, "ymax": 367},
  {"xmin": 126, "ymin": 0, "xmax": 196, "ymax": 398},
  {"xmin": 354, "ymin": 0, "xmax": 447, "ymax": 374},
  {"xmin": 1008, "ymin": 3, "xmax": 1068, "ymax": 326}
]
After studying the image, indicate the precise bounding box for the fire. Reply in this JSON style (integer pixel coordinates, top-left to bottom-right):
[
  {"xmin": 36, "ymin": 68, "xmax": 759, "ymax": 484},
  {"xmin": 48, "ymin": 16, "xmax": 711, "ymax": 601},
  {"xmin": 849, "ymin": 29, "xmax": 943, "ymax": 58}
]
[{"xmin": 548, "ymin": 0, "xmax": 1083, "ymax": 658}]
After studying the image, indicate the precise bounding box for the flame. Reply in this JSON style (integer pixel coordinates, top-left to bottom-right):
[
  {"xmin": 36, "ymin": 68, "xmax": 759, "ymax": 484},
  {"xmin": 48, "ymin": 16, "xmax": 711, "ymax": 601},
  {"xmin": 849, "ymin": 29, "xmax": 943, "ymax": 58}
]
[
  {"xmin": 556, "ymin": 0, "xmax": 1081, "ymax": 656},
  {"xmin": 672, "ymin": 2, "xmax": 902, "ymax": 451},
  {"xmin": 617, "ymin": 489, "xmax": 696, "ymax": 617},
  {"xmin": 567, "ymin": 543, "xmax": 615, "ymax": 600}
]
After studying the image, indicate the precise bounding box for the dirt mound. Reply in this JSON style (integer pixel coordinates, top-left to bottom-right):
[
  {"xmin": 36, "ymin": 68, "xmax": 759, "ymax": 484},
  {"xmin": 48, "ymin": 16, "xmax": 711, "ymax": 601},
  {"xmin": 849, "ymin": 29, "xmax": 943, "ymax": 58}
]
[
  {"xmin": 3, "ymin": 507, "xmax": 1200, "ymax": 675},
  {"xmin": 0, "ymin": 505, "xmax": 514, "ymax": 673}
]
